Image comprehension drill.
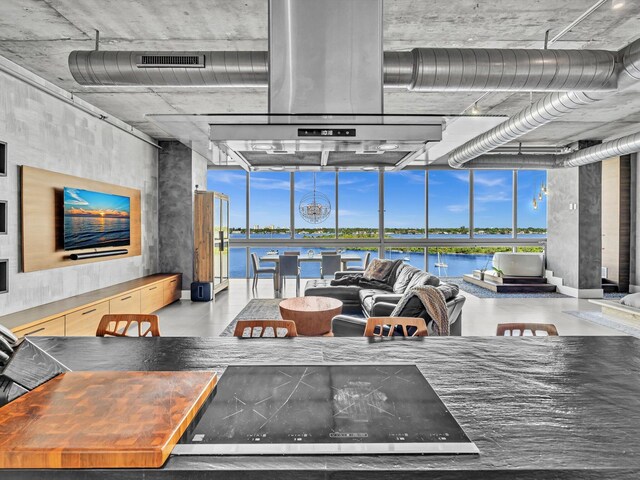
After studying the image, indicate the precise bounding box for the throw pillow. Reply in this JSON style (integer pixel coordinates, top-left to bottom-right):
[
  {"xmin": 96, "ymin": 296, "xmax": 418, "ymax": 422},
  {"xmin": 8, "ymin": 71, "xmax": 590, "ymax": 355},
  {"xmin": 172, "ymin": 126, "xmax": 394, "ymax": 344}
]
[
  {"xmin": 363, "ymin": 258, "xmax": 400, "ymax": 282},
  {"xmin": 407, "ymin": 271, "xmax": 440, "ymax": 290},
  {"xmin": 621, "ymin": 292, "xmax": 640, "ymax": 309},
  {"xmin": 437, "ymin": 282, "xmax": 459, "ymax": 301}
]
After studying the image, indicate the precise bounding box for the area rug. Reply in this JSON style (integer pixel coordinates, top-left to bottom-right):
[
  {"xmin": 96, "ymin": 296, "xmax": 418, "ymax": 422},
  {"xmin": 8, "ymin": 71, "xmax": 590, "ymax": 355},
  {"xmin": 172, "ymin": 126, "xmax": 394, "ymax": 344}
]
[
  {"xmin": 564, "ymin": 310, "xmax": 640, "ymax": 339},
  {"xmin": 446, "ymin": 277, "xmax": 570, "ymax": 299},
  {"xmin": 219, "ymin": 299, "xmax": 282, "ymax": 337}
]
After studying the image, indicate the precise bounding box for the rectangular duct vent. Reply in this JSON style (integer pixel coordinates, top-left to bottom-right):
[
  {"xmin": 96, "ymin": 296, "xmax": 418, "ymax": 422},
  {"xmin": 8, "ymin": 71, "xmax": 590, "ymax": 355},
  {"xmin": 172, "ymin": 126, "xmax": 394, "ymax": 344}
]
[{"xmin": 137, "ymin": 55, "xmax": 205, "ymax": 68}]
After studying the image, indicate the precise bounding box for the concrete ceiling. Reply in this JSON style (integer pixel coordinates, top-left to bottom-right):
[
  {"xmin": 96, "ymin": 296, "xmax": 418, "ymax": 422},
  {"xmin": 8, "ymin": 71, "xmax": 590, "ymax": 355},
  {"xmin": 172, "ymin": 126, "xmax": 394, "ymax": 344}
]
[{"xmin": 1, "ymin": 0, "xmax": 640, "ymax": 148}]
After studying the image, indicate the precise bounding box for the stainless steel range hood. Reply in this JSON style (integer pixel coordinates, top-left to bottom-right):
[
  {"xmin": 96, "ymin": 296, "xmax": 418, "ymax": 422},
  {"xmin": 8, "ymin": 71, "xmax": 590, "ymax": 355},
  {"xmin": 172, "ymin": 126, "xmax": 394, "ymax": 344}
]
[{"xmin": 207, "ymin": 0, "xmax": 442, "ymax": 170}]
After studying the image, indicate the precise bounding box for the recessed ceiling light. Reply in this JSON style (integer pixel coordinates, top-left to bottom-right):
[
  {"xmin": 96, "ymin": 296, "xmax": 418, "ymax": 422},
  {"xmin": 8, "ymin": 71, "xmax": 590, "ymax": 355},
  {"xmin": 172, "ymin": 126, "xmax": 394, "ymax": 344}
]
[
  {"xmin": 377, "ymin": 143, "xmax": 399, "ymax": 151},
  {"xmin": 361, "ymin": 166, "xmax": 377, "ymax": 171},
  {"xmin": 612, "ymin": 0, "xmax": 625, "ymax": 9},
  {"xmin": 269, "ymin": 166, "xmax": 284, "ymax": 171},
  {"xmin": 252, "ymin": 144, "xmax": 275, "ymax": 151}
]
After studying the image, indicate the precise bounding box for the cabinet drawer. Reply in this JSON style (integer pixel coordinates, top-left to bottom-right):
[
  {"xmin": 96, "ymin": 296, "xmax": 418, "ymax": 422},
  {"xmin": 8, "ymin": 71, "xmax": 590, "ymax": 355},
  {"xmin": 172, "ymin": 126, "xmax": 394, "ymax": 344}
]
[
  {"xmin": 141, "ymin": 283, "xmax": 165, "ymax": 314},
  {"xmin": 13, "ymin": 316, "xmax": 65, "ymax": 338},
  {"xmin": 163, "ymin": 277, "xmax": 181, "ymax": 305},
  {"xmin": 109, "ymin": 290, "xmax": 141, "ymax": 315},
  {"xmin": 65, "ymin": 301, "xmax": 110, "ymax": 336}
]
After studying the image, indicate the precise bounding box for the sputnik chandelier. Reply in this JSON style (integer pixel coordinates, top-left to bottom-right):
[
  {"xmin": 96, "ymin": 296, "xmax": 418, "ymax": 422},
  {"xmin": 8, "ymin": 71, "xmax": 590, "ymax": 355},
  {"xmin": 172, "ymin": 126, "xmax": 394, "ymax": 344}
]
[{"xmin": 299, "ymin": 173, "xmax": 331, "ymax": 224}]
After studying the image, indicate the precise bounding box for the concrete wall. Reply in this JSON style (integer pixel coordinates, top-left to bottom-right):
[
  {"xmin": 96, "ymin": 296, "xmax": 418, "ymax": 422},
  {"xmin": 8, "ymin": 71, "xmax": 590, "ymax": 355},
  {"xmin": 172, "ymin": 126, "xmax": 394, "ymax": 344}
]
[
  {"xmin": 546, "ymin": 163, "xmax": 602, "ymax": 297},
  {"xmin": 0, "ymin": 61, "xmax": 159, "ymax": 316},
  {"xmin": 158, "ymin": 143, "xmax": 207, "ymax": 289}
]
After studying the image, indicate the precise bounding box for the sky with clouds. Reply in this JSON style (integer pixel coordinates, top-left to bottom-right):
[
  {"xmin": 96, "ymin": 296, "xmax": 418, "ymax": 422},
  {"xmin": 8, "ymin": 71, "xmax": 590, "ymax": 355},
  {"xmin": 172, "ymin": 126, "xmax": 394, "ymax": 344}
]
[{"xmin": 207, "ymin": 169, "xmax": 547, "ymax": 230}]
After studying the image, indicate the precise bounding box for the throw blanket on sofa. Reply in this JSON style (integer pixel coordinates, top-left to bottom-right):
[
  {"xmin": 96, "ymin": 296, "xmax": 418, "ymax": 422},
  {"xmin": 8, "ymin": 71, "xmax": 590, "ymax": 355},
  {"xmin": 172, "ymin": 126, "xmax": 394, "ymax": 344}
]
[
  {"xmin": 391, "ymin": 285, "xmax": 449, "ymax": 336},
  {"xmin": 330, "ymin": 274, "xmax": 393, "ymax": 291}
]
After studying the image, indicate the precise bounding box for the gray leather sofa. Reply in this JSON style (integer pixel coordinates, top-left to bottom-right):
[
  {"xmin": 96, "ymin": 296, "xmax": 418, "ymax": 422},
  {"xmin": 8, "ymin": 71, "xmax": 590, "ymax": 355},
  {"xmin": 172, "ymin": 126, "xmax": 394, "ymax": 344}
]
[{"xmin": 304, "ymin": 262, "xmax": 465, "ymax": 336}]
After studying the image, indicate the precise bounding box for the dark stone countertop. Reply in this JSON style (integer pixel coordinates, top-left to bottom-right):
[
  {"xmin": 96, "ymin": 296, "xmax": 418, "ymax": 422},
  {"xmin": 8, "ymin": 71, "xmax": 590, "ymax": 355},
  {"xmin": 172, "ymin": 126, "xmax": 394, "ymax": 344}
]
[{"xmin": 6, "ymin": 335, "xmax": 640, "ymax": 479}]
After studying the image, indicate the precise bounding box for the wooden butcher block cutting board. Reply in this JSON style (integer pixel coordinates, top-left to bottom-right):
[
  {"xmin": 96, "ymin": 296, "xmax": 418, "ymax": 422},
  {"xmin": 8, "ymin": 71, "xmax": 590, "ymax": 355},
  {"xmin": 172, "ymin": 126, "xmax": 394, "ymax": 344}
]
[{"xmin": 0, "ymin": 370, "xmax": 217, "ymax": 468}]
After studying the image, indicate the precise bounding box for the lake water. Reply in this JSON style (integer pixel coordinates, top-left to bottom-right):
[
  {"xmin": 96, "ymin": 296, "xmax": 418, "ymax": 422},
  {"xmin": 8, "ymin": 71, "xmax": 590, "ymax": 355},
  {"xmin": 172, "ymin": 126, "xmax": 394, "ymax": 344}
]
[
  {"xmin": 64, "ymin": 216, "xmax": 130, "ymax": 250},
  {"xmin": 228, "ymin": 233, "xmax": 545, "ymax": 278}
]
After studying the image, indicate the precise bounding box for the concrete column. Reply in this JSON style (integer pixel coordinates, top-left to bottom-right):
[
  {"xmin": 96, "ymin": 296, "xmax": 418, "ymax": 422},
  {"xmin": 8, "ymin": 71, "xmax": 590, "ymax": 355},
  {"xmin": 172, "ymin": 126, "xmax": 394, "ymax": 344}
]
[
  {"xmin": 546, "ymin": 162, "xmax": 603, "ymax": 297},
  {"xmin": 630, "ymin": 153, "xmax": 639, "ymax": 292},
  {"xmin": 158, "ymin": 141, "xmax": 208, "ymax": 289}
]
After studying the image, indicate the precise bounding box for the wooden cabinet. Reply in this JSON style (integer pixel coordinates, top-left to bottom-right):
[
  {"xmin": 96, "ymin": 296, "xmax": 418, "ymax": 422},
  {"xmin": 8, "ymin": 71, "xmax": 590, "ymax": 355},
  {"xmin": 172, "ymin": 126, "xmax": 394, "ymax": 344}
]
[
  {"xmin": 5, "ymin": 274, "xmax": 181, "ymax": 337},
  {"xmin": 65, "ymin": 301, "xmax": 110, "ymax": 336},
  {"xmin": 163, "ymin": 277, "xmax": 181, "ymax": 305},
  {"xmin": 141, "ymin": 284, "xmax": 164, "ymax": 314},
  {"xmin": 13, "ymin": 316, "xmax": 65, "ymax": 338},
  {"xmin": 109, "ymin": 290, "xmax": 141, "ymax": 315},
  {"xmin": 194, "ymin": 191, "xmax": 229, "ymax": 295}
]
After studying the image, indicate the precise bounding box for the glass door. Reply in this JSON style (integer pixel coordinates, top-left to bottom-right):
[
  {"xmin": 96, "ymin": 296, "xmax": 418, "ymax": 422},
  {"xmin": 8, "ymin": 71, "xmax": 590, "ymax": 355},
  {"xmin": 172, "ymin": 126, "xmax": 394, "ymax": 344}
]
[{"xmin": 213, "ymin": 196, "xmax": 222, "ymax": 286}]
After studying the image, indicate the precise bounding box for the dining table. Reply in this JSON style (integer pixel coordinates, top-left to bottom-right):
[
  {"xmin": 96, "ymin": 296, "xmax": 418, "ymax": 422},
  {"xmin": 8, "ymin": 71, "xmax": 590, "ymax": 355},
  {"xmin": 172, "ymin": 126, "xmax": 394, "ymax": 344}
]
[
  {"xmin": 7, "ymin": 335, "xmax": 640, "ymax": 479},
  {"xmin": 259, "ymin": 253, "xmax": 363, "ymax": 291}
]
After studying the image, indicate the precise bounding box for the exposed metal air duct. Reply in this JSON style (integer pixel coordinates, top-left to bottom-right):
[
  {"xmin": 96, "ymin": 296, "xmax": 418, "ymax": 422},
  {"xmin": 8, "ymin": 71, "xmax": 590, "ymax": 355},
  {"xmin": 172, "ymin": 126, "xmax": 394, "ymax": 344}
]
[
  {"xmin": 559, "ymin": 130, "xmax": 640, "ymax": 167},
  {"xmin": 68, "ymin": 50, "xmax": 268, "ymax": 87},
  {"xmin": 462, "ymin": 155, "xmax": 559, "ymax": 170},
  {"xmin": 409, "ymin": 48, "xmax": 617, "ymax": 92},
  {"xmin": 447, "ymin": 90, "xmax": 609, "ymax": 168},
  {"xmin": 68, "ymin": 47, "xmax": 618, "ymax": 91},
  {"xmin": 463, "ymin": 130, "xmax": 640, "ymax": 170},
  {"xmin": 448, "ymin": 37, "xmax": 640, "ymax": 169}
]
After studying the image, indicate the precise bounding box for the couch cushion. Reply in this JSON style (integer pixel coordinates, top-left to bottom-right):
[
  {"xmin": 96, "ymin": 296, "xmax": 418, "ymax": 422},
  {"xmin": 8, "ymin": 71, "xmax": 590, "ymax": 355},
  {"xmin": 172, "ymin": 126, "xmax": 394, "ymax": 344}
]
[
  {"xmin": 304, "ymin": 279, "xmax": 361, "ymax": 305},
  {"xmin": 393, "ymin": 295, "xmax": 426, "ymax": 318},
  {"xmin": 359, "ymin": 288, "xmax": 387, "ymax": 303}
]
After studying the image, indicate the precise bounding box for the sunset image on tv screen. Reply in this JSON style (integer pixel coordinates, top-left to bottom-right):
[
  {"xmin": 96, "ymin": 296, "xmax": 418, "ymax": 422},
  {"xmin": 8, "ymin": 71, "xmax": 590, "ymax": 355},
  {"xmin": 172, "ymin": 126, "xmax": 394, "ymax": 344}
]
[{"xmin": 63, "ymin": 187, "xmax": 131, "ymax": 250}]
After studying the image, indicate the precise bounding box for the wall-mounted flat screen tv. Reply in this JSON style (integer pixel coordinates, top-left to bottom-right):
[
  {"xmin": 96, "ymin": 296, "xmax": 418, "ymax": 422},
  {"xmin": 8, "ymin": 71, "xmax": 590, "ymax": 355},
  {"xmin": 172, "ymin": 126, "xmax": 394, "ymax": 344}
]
[{"xmin": 63, "ymin": 187, "xmax": 131, "ymax": 251}]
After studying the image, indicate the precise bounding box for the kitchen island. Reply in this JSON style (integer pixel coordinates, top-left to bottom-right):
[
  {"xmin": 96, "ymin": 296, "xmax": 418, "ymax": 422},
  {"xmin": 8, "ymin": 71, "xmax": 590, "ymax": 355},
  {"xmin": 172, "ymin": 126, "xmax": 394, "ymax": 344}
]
[{"xmin": 5, "ymin": 336, "xmax": 640, "ymax": 479}]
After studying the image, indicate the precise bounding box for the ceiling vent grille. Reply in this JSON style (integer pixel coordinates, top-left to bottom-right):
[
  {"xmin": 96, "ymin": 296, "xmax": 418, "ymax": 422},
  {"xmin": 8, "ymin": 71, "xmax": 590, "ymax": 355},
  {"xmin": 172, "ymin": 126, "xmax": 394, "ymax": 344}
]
[{"xmin": 136, "ymin": 55, "xmax": 205, "ymax": 68}]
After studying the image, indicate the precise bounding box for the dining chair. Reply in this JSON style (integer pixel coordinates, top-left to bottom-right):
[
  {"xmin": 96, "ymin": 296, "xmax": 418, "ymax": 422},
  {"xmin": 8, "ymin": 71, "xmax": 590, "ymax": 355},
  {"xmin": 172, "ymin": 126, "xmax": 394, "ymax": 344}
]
[
  {"xmin": 363, "ymin": 317, "xmax": 428, "ymax": 337},
  {"xmin": 233, "ymin": 320, "xmax": 298, "ymax": 338},
  {"xmin": 321, "ymin": 251, "xmax": 337, "ymax": 255},
  {"xmin": 320, "ymin": 254, "xmax": 342, "ymax": 279},
  {"xmin": 347, "ymin": 251, "xmax": 371, "ymax": 272},
  {"xmin": 279, "ymin": 254, "xmax": 301, "ymax": 295},
  {"xmin": 96, "ymin": 314, "xmax": 161, "ymax": 337},
  {"xmin": 284, "ymin": 251, "xmax": 299, "ymax": 255},
  {"xmin": 250, "ymin": 253, "xmax": 277, "ymax": 290},
  {"xmin": 496, "ymin": 323, "xmax": 559, "ymax": 336}
]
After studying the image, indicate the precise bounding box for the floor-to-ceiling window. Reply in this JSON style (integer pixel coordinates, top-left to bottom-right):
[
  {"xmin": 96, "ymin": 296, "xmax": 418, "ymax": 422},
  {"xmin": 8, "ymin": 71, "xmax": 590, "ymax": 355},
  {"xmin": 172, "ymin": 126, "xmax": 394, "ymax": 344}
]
[
  {"xmin": 473, "ymin": 170, "xmax": 513, "ymax": 238},
  {"xmin": 337, "ymin": 171, "xmax": 379, "ymax": 239},
  {"xmin": 384, "ymin": 171, "xmax": 426, "ymax": 238},
  {"xmin": 249, "ymin": 172, "xmax": 291, "ymax": 238},
  {"xmin": 219, "ymin": 167, "xmax": 548, "ymax": 279},
  {"xmin": 428, "ymin": 170, "xmax": 470, "ymax": 238}
]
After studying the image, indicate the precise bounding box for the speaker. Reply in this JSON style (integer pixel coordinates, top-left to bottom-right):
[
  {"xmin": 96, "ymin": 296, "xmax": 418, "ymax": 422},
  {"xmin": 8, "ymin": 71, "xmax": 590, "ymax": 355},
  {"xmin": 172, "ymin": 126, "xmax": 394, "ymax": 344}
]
[{"xmin": 191, "ymin": 282, "xmax": 213, "ymax": 302}]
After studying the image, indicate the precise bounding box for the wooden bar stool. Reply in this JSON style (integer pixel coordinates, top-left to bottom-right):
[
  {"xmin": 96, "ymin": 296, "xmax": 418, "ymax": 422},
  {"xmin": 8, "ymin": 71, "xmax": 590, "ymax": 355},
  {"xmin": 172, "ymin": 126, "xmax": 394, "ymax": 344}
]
[
  {"xmin": 234, "ymin": 320, "xmax": 298, "ymax": 338},
  {"xmin": 96, "ymin": 314, "xmax": 161, "ymax": 337},
  {"xmin": 496, "ymin": 323, "xmax": 559, "ymax": 336},
  {"xmin": 364, "ymin": 317, "xmax": 428, "ymax": 337}
]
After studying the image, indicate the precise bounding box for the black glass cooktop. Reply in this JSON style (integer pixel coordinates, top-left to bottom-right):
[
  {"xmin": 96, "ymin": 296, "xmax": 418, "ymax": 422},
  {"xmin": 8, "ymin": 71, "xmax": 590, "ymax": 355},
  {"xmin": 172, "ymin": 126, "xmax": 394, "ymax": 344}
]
[{"xmin": 173, "ymin": 364, "xmax": 478, "ymax": 455}]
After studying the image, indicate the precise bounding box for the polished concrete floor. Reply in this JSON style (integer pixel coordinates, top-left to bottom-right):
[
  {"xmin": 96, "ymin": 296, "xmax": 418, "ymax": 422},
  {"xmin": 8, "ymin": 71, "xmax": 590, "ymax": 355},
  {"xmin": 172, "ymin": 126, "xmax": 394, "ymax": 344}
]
[{"xmin": 156, "ymin": 278, "xmax": 625, "ymax": 337}]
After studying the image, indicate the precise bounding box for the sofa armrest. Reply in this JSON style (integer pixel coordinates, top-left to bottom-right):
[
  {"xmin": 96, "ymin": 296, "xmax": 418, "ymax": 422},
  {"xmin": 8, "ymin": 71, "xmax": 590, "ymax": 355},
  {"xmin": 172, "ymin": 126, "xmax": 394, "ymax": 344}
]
[
  {"xmin": 446, "ymin": 295, "xmax": 466, "ymax": 336},
  {"xmin": 334, "ymin": 271, "xmax": 361, "ymax": 280},
  {"xmin": 370, "ymin": 301, "xmax": 397, "ymax": 317},
  {"xmin": 331, "ymin": 315, "xmax": 368, "ymax": 337},
  {"xmin": 372, "ymin": 293, "xmax": 403, "ymax": 305}
]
